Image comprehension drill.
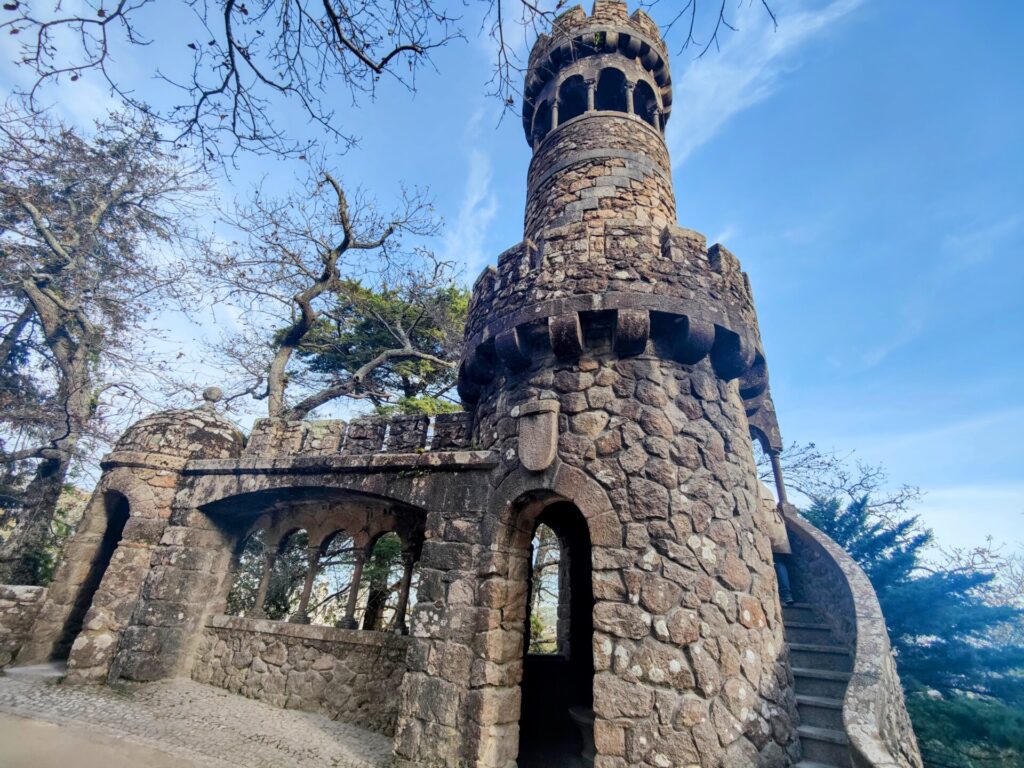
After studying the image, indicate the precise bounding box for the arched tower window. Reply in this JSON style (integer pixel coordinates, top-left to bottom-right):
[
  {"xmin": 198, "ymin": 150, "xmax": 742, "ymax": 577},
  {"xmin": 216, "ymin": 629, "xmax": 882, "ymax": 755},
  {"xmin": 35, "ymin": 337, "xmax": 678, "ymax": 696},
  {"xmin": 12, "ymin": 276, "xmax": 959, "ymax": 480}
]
[
  {"xmin": 532, "ymin": 100, "xmax": 552, "ymax": 144},
  {"xmin": 558, "ymin": 75, "xmax": 588, "ymax": 123},
  {"xmin": 633, "ymin": 80, "xmax": 659, "ymax": 128},
  {"xmin": 595, "ymin": 67, "xmax": 627, "ymax": 113}
]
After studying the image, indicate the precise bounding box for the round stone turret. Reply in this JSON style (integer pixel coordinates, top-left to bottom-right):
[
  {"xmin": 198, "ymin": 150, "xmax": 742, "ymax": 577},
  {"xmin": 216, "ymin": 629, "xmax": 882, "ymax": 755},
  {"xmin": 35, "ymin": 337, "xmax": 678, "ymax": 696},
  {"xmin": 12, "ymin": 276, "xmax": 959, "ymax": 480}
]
[
  {"xmin": 522, "ymin": 1, "xmax": 674, "ymax": 241},
  {"xmin": 113, "ymin": 398, "xmax": 244, "ymax": 463}
]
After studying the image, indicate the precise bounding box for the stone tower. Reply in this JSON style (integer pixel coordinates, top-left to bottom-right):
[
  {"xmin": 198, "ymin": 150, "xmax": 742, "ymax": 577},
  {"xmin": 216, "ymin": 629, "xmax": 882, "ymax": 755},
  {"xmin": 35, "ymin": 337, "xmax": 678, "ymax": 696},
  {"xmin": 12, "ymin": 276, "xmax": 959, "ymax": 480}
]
[
  {"xmin": 432, "ymin": 1, "xmax": 798, "ymax": 765},
  {"xmin": 2, "ymin": 4, "xmax": 922, "ymax": 768}
]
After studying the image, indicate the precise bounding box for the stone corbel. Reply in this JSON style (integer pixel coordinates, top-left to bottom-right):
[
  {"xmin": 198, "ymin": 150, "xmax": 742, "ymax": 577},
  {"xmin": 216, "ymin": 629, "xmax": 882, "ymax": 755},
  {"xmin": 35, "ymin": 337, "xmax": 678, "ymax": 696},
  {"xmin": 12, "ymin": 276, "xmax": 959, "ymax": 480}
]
[{"xmin": 515, "ymin": 399, "xmax": 560, "ymax": 472}]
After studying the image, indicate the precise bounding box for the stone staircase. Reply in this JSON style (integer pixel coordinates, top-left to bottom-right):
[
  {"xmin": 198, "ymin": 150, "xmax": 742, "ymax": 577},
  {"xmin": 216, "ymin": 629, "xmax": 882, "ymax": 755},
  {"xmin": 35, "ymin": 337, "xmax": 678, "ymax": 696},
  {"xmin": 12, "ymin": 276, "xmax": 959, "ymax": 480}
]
[{"xmin": 784, "ymin": 602, "xmax": 855, "ymax": 768}]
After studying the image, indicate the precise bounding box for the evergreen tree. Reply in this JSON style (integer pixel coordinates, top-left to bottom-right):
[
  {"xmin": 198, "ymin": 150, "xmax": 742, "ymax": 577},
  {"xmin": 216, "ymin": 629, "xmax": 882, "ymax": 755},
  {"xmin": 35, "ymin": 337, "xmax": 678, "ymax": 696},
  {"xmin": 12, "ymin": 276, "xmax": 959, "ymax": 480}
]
[{"xmin": 803, "ymin": 497, "xmax": 1024, "ymax": 767}]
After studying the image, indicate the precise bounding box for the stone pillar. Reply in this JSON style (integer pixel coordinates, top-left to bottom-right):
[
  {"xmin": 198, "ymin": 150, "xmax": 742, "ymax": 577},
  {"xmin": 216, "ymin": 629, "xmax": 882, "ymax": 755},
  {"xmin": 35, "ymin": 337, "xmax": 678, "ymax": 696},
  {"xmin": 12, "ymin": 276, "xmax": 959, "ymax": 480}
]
[
  {"xmin": 625, "ymin": 82, "xmax": 635, "ymax": 114},
  {"xmin": 290, "ymin": 545, "xmax": 321, "ymax": 624},
  {"xmin": 769, "ymin": 450, "xmax": 789, "ymax": 506},
  {"xmin": 586, "ymin": 79, "xmax": 596, "ymax": 111},
  {"xmin": 108, "ymin": 506, "xmax": 237, "ymax": 682},
  {"xmin": 337, "ymin": 547, "xmax": 367, "ymax": 630},
  {"xmin": 249, "ymin": 550, "xmax": 277, "ymax": 619},
  {"xmin": 551, "ymin": 100, "xmax": 559, "ymax": 129},
  {"xmin": 392, "ymin": 551, "xmax": 416, "ymax": 635}
]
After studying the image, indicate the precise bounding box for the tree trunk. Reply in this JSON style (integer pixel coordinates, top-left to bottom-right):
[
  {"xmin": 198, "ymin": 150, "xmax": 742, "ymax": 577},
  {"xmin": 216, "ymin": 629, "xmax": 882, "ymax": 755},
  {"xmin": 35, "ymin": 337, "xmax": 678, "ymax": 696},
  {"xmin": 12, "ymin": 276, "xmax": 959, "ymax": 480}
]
[
  {"xmin": 0, "ymin": 352, "xmax": 89, "ymax": 586},
  {"xmin": 0, "ymin": 451, "xmax": 72, "ymax": 585},
  {"xmin": 361, "ymin": 568, "xmax": 389, "ymax": 631}
]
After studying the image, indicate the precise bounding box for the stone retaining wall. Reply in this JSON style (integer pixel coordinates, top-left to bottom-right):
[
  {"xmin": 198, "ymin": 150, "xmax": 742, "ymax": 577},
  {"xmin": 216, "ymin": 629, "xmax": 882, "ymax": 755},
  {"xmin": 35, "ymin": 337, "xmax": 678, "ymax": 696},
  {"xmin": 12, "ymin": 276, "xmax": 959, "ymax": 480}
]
[
  {"xmin": 786, "ymin": 515, "xmax": 923, "ymax": 768},
  {"xmin": 0, "ymin": 585, "xmax": 46, "ymax": 667},
  {"xmin": 192, "ymin": 615, "xmax": 410, "ymax": 735}
]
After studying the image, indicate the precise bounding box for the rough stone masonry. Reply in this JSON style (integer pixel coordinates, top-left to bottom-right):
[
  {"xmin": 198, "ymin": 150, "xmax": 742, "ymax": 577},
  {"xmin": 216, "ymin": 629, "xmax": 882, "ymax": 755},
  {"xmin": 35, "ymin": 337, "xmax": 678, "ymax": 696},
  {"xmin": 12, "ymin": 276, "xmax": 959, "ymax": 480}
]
[{"xmin": 0, "ymin": 2, "xmax": 922, "ymax": 768}]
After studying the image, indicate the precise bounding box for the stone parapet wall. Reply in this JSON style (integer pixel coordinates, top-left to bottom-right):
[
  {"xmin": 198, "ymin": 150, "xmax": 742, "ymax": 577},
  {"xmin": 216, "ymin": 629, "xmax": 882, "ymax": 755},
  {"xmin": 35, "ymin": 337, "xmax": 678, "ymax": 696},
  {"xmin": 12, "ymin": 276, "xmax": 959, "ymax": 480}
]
[
  {"xmin": 786, "ymin": 514, "xmax": 923, "ymax": 768},
  {"xmin": 0, "ymin": 585, "xmax": 46, "ymax": 667},
  {"xmin": 241, "ymin": 412, "xmax": 474, "ymax": 460},
  {"xmin": 192, "ymin": 615, "xmax": 410, "ymax": 735}
]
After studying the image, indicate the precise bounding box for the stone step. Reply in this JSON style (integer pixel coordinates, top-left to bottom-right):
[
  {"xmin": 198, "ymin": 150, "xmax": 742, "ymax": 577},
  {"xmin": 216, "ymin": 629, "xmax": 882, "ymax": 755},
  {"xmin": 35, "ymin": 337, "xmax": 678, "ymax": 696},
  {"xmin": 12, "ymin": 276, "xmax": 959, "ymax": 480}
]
[
  {"xmin": 782, "ymin": 604, "xmax": 819, "ymax": 623},
  {"xmin": 796, "ymin": 694, "xmax": 845, "ymax": 730},
  {"xmin": 789, "ymin": 643, "xmax": 853, "ymax": 673},
  {"xmin": 792, "ymin": 667, "xmax": 851, "ymax": 699},
  {"xmin": 794, "ymin": 762, "xmax": 842, "ymax": 768},
  {"xmin": 797, "ymin": 724, "xmax": 851, "ymax": 767},
  {"xmin": 1, "ymin": 662, "xmax": 67, "ymax": 681},
  {"xmin": 784, "ymin": 621, "xmax": 840, "ymax": 645}
]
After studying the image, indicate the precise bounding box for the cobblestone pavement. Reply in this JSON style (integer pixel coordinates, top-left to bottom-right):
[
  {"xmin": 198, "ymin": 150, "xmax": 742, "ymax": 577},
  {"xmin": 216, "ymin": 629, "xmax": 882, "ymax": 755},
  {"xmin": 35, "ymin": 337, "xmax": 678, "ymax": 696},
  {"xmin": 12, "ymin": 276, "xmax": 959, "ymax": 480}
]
[{"xmin": 0, "ymin": 674, "xmax": 394, "ymax": 768}]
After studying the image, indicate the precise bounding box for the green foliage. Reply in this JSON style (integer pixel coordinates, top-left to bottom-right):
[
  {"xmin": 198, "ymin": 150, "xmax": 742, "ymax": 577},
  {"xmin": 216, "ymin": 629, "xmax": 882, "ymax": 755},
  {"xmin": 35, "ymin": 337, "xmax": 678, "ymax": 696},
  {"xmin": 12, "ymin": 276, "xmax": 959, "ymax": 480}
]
[
  {"xmin": 803, "ymin": 497, "xmax": 1024, "ymax": 766},
  {"xmin": 907, "ymin": 694, "xmax": 1024, "ymax": 768},
  {"xmin": 295, "ymin": 279, "xmax": 467, "ymax": 408},
  {"xmin": 374, "ymin": 395, "xmax": 462, "ymax": 417}
]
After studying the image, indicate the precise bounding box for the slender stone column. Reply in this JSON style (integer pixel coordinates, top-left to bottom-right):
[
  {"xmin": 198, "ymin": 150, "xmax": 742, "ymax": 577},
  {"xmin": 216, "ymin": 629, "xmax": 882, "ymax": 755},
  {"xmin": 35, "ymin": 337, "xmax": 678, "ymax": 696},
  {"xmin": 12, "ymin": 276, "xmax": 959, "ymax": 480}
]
[
  {"xmin": 551, "ymin": 100, "xmax": 560, "ymax": 128},
  {"xmin": 625, "ymin": 82, "xmax": 635, "ymax": 114},
  {"xmin": 769, "ymin": 450, "xmax": 789, "ymax": 506},
  {"xmin": 586, "ymin": 79, "xmax": 596, "ymax": 111},
  {"xmin": 290, "ymin": 545, "xmax": 321, "ymax": 624},
  {"xmin": 336, "ymin": 547, "xmax": 367, "ymax": 629},
  {"xmin": 392, "ymin": 551, "xmax": 416, "ymax": 635},
  {"xmin": 250, "ymin": 551, "xmax": 277, "ymax": 619}
]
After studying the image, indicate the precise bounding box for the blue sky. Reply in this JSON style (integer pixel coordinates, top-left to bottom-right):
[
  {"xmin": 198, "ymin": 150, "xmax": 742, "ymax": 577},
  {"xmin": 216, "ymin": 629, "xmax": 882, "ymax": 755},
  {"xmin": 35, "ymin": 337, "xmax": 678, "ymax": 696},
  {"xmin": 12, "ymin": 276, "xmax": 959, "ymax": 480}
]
[{"xmin": 3, "ymin": 0, "xmax": 1022, "ymax": 552}]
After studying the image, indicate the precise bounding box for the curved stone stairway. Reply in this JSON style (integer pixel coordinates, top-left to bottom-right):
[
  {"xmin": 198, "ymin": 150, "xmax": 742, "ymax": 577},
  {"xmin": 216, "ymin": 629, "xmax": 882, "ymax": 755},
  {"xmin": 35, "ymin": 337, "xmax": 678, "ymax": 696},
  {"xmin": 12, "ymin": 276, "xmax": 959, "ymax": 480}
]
[{"xmin": 784, "ymin": 602, "xmax": 855, "ymax": 768}]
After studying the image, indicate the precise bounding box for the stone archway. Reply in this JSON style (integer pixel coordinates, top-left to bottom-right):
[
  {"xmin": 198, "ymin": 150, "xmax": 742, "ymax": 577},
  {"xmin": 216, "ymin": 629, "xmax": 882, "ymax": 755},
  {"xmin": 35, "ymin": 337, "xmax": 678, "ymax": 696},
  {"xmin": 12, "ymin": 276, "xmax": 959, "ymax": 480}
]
[
  {"xmin": 51, "ymin": 491, "xmax": 131, "ymax": 661},
  {"xmin": 517, "ymin": 500, "xmax": 594, "ymax": 768},
  {"xmin": 466, "ymin": 462, "xmax": 619, "ymax": 768}
]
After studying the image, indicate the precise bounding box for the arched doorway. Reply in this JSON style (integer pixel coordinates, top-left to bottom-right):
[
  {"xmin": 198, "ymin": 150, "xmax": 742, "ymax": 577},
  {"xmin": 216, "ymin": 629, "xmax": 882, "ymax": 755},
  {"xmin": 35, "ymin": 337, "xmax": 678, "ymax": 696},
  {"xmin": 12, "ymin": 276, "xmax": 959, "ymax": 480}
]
[
  {"xmin": 52, "ymin": 491, "xmax": 130, "ymax": 660},
  {"xmin": 518, "ymin": 502, "xmax": 594, "ymax": 768}
]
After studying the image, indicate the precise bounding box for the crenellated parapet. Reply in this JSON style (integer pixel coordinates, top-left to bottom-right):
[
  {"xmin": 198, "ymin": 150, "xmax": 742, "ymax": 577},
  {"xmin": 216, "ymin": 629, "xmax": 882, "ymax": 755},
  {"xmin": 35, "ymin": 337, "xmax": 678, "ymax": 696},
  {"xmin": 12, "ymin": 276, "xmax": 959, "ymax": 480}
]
[
  {"xmin": 522, "ymin": 0, "xmax": 671, "ymax": 146},
  {"xmin": 459, "ymin": 223, "xmax": 770, "ymax": 404},
  {"xmin": 241, "ymin": 412, "xmax": 475, "ymax": 459}
]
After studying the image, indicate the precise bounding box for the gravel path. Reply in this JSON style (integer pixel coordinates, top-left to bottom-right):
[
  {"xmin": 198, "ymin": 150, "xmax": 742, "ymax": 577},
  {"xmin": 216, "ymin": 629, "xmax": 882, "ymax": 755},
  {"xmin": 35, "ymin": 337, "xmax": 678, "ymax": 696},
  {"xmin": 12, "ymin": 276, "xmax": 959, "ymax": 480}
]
[{"xmin": 0, "ymin": 674, "xmax": 393, "ymax": 768}]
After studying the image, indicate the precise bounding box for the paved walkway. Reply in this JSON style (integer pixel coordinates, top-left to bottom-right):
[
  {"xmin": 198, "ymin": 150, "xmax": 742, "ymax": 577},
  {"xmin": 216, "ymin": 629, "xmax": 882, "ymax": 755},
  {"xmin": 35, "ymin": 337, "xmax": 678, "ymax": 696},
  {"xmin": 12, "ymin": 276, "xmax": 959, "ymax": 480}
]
[{"xmin": 0, "ymin": 673, "xmax": 394, "ymax": 768}]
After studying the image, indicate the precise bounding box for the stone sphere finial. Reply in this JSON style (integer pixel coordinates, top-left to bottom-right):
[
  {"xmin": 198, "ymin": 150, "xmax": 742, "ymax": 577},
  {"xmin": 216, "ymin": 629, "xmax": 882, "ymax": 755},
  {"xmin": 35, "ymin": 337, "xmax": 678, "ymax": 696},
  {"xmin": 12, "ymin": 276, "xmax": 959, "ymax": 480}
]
[{"xmin": 202, "ymin": 386, "xmax": 223, "ymax": 409}]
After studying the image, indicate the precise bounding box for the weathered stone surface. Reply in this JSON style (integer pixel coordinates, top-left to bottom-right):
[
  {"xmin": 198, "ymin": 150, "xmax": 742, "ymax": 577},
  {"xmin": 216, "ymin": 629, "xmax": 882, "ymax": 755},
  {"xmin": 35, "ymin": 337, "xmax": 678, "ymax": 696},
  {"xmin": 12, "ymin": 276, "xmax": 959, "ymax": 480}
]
[
  {"xmin": 192, "ymin": 615, "xmax": 410, "ymax": 735},
  {"xmin": 0, "ymin": 585, "xmax": 46, "ymax": 667}
]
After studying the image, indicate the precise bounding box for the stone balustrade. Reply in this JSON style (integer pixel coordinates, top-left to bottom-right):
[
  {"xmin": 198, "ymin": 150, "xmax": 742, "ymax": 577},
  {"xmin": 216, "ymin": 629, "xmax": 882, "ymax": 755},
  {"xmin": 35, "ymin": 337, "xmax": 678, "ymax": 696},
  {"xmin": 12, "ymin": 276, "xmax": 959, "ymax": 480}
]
[
  {"xmin": 786, "ymin": 514, "xmax": 923, "ymax": 768},
  {"xmin": 192, "ymin": 614, "xmax": 410, "ymax": 735}
]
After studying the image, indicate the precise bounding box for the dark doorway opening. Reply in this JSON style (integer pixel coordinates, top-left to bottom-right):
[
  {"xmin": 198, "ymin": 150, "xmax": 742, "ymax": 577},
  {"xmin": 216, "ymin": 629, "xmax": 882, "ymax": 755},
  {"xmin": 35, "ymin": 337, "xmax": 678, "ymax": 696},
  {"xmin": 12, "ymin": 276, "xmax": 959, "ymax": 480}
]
[
  {"xmin": 518, "ymin": 502, "xmax": 595, "ymax": 768},
  {"xmin": 52, "ymin": 492, "xmax": 130, "ymax": 660}
]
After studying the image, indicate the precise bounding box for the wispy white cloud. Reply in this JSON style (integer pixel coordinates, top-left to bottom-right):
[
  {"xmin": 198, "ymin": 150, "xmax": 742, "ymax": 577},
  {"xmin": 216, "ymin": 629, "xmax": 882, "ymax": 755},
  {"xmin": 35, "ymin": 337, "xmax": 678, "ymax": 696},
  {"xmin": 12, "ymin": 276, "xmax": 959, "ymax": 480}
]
[
  {"xmin": 441, "ymin": 107, "xmax": 500, "ymax": 279},
  {"xmin": 711, "ymin": 224, "xmax": 740, "ymax": 246},
  {"xmin": 666, "ymin": 0, "xmax": 865, "ymax": 167},
  {"xmin": 938, "ymin": 213, "xmax": 1021, "ymax": 276}
]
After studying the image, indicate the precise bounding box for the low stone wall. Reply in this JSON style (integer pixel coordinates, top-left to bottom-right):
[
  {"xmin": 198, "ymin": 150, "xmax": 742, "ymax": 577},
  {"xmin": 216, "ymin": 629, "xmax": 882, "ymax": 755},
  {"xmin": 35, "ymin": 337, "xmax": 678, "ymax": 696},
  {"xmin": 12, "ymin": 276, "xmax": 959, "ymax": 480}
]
[
  {"xmin": 192, "ymin": 614, "xmax": 410, "ymax": 735},
  {"xmin": 786, "ymin": 515, "xmax": 923, "ymax": 768},
  {"xmin": 0, "ymin": 585, "xmax": 47, "ymax": 668}
]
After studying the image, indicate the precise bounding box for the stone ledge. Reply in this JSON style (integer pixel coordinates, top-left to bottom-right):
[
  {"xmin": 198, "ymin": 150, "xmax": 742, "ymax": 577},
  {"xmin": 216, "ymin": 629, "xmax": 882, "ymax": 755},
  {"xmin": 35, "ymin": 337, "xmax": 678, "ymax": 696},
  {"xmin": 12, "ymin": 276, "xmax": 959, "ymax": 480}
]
[
  {"xmin": 183, "ymin": 450, "xmax": 498, "ymax": 476},
  {"xmin": 206, "ymin": 614, "xmax": 412, "ymax": 649},
  {"xmin": 101, "ymin": 450, "xmax": 190, "ymax": 471}
]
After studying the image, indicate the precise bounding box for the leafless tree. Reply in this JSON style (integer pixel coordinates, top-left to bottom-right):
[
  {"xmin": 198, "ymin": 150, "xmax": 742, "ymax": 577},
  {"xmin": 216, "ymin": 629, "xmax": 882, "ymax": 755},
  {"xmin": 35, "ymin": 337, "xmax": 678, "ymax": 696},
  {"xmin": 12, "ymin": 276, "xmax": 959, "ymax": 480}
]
[
  {"xmin": 204, "ymin": 164, "xmax": 461, "ymax": 418},
  {"xmin": 0, "ymin": 105, "xmax": 208, "ymax": 583},
  {"xmin": 756, "ymin": 440, "xmax": 923, "ymax": 524},
  {"xmin": 940, "ymin": 537, "xmax": 1024, "ymax": 646},
  {"xmin": 2, "ymin": 0, "xmax": 775, "ymax": 161}
]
